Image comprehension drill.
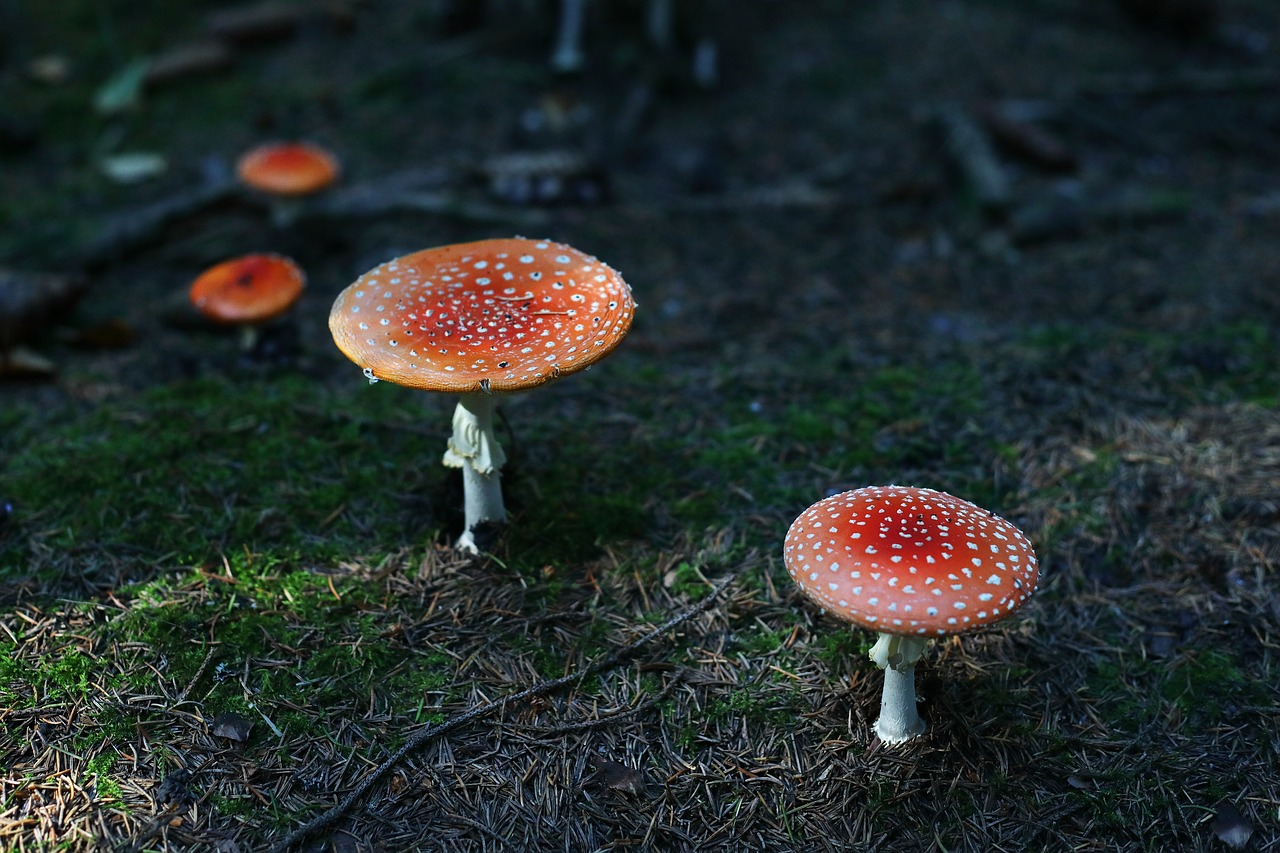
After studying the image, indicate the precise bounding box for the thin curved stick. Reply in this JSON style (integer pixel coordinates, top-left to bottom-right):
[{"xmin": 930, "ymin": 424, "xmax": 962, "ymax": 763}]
[{"xmin": 270, "ymin": 575, "xmax": 736, "ymax": 853}]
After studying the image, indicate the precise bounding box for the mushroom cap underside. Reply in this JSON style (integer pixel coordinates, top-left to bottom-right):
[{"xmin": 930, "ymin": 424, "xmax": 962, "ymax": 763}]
[
  {"xmin": 329, "ymin": 237, "xmax": 635, "ymax": 393},
  {"xmin": 784, "ymin": 485, "xmax": 1038, "ymax": 636}
]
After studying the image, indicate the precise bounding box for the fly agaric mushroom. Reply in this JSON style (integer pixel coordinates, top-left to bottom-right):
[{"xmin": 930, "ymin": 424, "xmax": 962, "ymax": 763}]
[
  {"xmin": 328, "ymin": 237, "xmax": 635, "ymax": 553},
  {"xmin": 783, "ymin": 485, "xmax": 1038, "ymax": 744},
  {"xmin": 189, "ymin": 253, "xmax": 305, "ymax": 350},
  {"xmin": 236, "ymin": 141, "xmax": 338, "ymax": 225}
]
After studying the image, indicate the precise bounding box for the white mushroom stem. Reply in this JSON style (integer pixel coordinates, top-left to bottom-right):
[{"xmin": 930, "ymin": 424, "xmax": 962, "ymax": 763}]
[
  {"xmin": 551, "ymin": 0, "xmax": 587, "ymax": 73},
  {"xmin": 646, "ymin": 0, "xmax": 672, "ymax": 50},
  {"xmin": 238, "ymin": 324, "xmax": 260, "ymax": 352},
  {"xmin": 442, "ymin": 392, "xmax": 508, "ymax": 553},
  {"xmin": 269, "ymin": 198, "xmax": 304, "ymax": 229},
  {"xmin": 868, "ymin": 633, "xmax": 930, "ymax": 744}
]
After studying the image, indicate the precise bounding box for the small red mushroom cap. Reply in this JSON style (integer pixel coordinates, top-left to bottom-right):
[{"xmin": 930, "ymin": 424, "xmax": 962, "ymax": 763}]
[
  {"xmin": 328, "ymin": 237, "xmax": 635, "ymax": 393},
  {"xmin": 236, "ymin": 142, "xmax": 339, "ymax": 196},
  {"xmin": 189, "ymin": 254, "xmax": 305, "ymax": 324},
  {"xmin": 783, "ymin": 485, "xmax": 1038, "ymax": 636}
]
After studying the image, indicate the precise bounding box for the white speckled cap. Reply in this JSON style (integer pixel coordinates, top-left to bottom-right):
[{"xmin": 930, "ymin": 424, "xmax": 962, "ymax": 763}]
[
  {"xmin": 329, "ymin": 237, "xmax": 634, "ymax": 393},
  {"xmin": 783, "ymin": 485, "xmax": 1038, "ymax": 636}
]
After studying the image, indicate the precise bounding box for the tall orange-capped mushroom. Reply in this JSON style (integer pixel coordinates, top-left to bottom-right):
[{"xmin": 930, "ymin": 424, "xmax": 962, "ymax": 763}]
[
  {"xmin": 237, "ymin": 141, "xmax": 338, "ymax": 225},
  {"xmin": 784, "ymin": 485, "xmax": 1038, "ymax": 743},
  {"xmin": 190, "ymin": 253, "xmax": 305, "ymax": 350},
  {"xmin": 237, "ymin": 142, "xmax": 338, "ymax": 195},
  {"xmin": 329, "ymin": 237, "xmax": 635, "ymax": 552}
]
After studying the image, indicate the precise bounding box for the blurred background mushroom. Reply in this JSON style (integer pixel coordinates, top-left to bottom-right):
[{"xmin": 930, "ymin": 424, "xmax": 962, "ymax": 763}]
[
  {"xmin": 188, "ymin": 253, "xmax": 305, "ymax": 352},
  {"xmin": 236, "ymin": 140, "xmax": 340, "ymax": 226}
]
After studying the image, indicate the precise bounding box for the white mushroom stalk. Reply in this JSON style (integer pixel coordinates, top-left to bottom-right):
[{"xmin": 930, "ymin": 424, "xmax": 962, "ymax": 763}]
[
  {"xmin": 867, "ymin": 633, "xmax": 929, "ymax": 743},
  {"xmin": 551, "ymin": 0, "xmax": 587, "ymax": 73},
  {"xmin": 442, "ymin": 392, "xmax": 508, "ymax": 553}
]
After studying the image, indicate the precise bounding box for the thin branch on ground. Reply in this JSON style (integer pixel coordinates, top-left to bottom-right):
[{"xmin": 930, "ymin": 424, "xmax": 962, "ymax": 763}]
[
  {"xmin": 511, "ymin": 672, "xmax": 684, "ymax": 739},
  {"xmin": 268, "ymin": 575, "xmax": 736, "ymax": 853}
]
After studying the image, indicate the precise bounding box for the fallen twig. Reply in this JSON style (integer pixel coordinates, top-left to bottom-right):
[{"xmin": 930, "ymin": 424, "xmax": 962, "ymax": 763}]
[
  {"xmin": 935, "ymin": 102, "xmax": 1011, "ymax": 213},
  {"xmin": 1073, "ymin": 67, "xmax": 1278, "ymax": 99},
  {"xmin": 1009, "ymin": 185, "xmax": 1191, "ymax": 245},
  {"xmin": 624, "ymin": 181, "xmax": 846, "ymax": 216},
  {"xmin": 512, "ymin": 673, "xmax": 685, "ymax": 738},
  {"xmin": 268, "ymin": 574, "xmax": 736, "ymax": 853},
  {"xmin": 307, "ymin": 187, "xmax": 551, "ymax": 228},
  {"xmin": 76, "ymin": 179, "xmax": 237, "ymax": 269},
  {"xmin": 977, "ymin": 101, "xmax": 1077, "ymax": 173}
]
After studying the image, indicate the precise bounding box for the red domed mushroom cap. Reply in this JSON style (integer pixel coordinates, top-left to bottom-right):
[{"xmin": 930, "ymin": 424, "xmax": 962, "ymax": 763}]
[
  {"xmin": 189, "ymin": 253, "xmax": 305, "ymax": 324},
  {"xmin": 328, "ymin": 238, "xmax": 635, "ymax": 393},
  {"xmin": 236, "ymin": 142, "xmax": 339, "ymax": 196},
  {"xmin": 783, "ymin": 485, "xmax": 1038, "ymax": 636}
]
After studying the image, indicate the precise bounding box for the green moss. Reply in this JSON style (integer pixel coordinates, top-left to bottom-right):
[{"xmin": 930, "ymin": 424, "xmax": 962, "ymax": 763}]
[
  {"xmin": 0, "ymin": 374, "xmax": 443, "ymax": 581},
  {"xmin": 709, "ymin": 686, "xmax": 805, "ymax": 728},
  {"xmin": 1087, "ymin": 647, "xmax": 1267, "ymax": 732},
  {"xmin": 84, "ymin": 753, "xmax": 124, "ymax": 803},
  {"xmin": 210, "ymin": 792, "xmax": 258, "ymax": 820},
  {"xmin": 1, "ymin": 647, "xmax": 123, "ymax": 709},
  {"xmin": 71, "ymin": 708, "xmax": 135, "ymax": 753},
  {"xmin": 664, "ymin": 561, "xmax": 711, "ymax": 600},
  {"xmin": 816, "ymin": 630, "xmax": 874, "ymax": 671}
]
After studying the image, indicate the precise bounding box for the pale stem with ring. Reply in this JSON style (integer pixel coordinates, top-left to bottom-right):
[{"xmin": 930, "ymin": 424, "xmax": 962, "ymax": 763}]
[
  {"xmin": 868, "ymin": 633, "xmax": 930, "ymax": 744},
  {"xmin": 442, "ymin": 391, "xmax": 508, "ymax": 553}
]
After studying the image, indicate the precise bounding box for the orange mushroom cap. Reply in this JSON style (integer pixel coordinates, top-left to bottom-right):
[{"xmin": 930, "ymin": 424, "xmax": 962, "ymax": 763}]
[
  {"xmin": 329, "ymin": 237, "xmax": 635, "ymax": 393},
  {"xmin": 784, "ymin": 486, "xmax": 1038, "ymax": 637},
  {"xmin": 236, "ymin": 142, "xmax": 338, "ymax": 196},
  {"xmin": 189, "ymin": 254, "xmax": 305, "ymax": 324}
]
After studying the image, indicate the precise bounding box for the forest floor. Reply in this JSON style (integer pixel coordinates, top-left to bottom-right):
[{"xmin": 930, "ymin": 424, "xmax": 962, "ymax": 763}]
[{"xmin": 2, "ymin": 1, "xmax": 1279, "ymax": 850}]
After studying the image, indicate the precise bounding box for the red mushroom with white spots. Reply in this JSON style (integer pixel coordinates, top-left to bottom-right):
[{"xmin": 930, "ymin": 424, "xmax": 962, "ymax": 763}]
[
  {"xmin": 783, "ymin": 485, "xmax": 1038, "ymax": 744},
  {"xmin": 329, "ymin": 237, "xmax": 635, "ymax": 553}
]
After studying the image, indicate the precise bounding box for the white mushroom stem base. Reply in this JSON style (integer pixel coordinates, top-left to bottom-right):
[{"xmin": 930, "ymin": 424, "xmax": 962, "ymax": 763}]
[
  {"xmin": 868, "ymin": 633, "xmax": 930, "ymax": 744},
  {"xmin": 442, "ymin": 392, "xmax": 508, "ymax": 553}
]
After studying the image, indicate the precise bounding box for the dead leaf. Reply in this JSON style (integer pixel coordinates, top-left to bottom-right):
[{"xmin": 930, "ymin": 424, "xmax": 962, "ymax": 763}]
[
  {"xmin": 94, "ymin": 59, "xmax": 151, "ymax": 115},
  {"xmin": 156, "ymin": 773, "xmax": 192, "ymax": 805},
  {"xmin": 1211, "ymin": 803, "xmax": 1253, "ymax": 849},
  {"xmin": 100, "ymin": 152, "xmax": 168, "ymax": 184},
  {"xmin": 210, "ymin": 712, "xmax": 253, "ymax": 742},
  {"xmin": 27, "ymin": 55, "xmax": 71, "ymax": 85},
  {"xmin": 589, "ymin": 756, "xmax": 646, "ymax": 796},
  {"xmin": 0, "ymin": 346, "xmax": 56, "ymax": 379}
]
